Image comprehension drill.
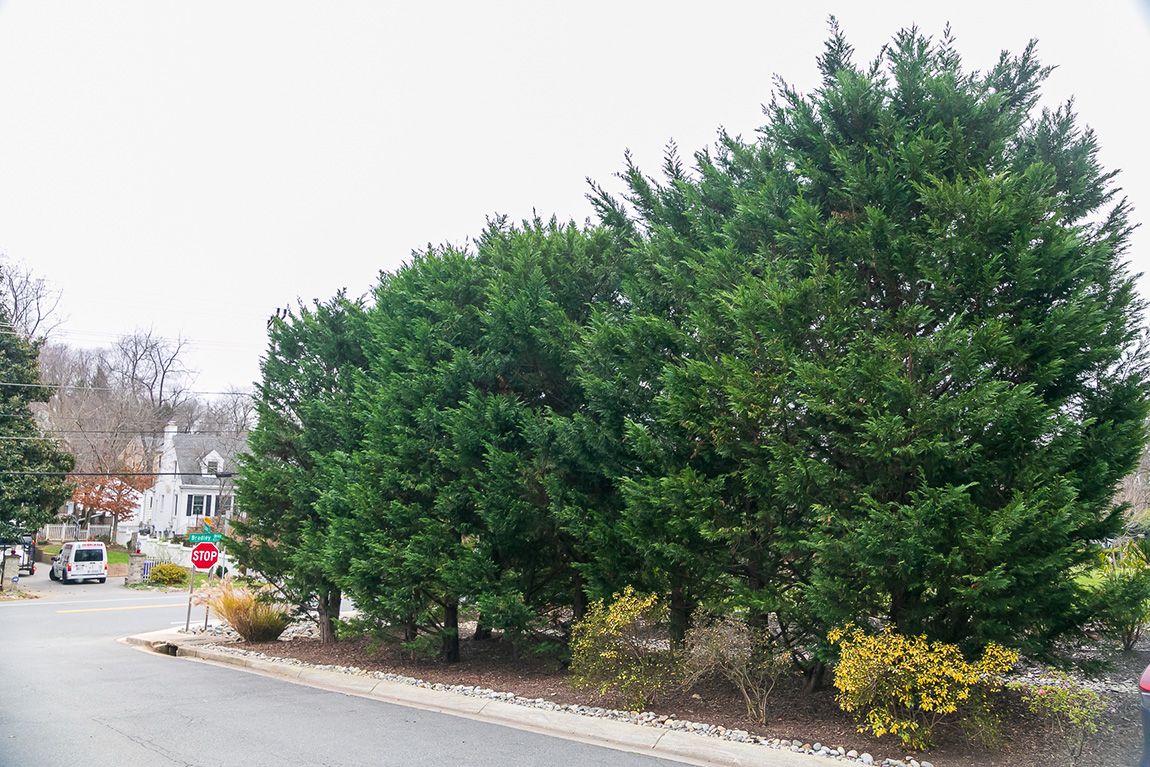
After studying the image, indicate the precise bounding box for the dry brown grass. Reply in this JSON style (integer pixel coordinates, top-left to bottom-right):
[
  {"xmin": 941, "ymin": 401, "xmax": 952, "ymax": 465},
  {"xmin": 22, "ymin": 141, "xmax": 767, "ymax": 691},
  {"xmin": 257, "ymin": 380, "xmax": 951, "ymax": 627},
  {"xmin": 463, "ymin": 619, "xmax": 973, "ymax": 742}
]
[{"xmin": 194, "ymin": 577, "xmax": 291, "ymax": 642}]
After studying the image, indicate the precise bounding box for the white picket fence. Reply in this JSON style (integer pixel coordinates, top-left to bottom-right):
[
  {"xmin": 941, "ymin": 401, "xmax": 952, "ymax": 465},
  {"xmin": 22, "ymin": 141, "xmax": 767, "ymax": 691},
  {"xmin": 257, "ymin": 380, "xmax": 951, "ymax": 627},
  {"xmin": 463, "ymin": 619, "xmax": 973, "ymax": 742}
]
[
  {"xmin": 136, "ymin": 535, "xmax": 237, "ymax": 573},
  {"xmin": 39, "ymin": 524, "xmax": 113, "ymax": 542}
]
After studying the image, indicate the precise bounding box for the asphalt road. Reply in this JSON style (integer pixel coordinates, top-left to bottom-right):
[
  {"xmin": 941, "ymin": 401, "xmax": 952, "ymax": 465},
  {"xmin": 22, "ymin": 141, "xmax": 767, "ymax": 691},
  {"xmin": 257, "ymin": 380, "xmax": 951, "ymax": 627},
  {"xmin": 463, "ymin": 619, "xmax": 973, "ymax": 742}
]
[{"xmin": 0, "ymin": 576, "xmax": 678, "ymax": 767}]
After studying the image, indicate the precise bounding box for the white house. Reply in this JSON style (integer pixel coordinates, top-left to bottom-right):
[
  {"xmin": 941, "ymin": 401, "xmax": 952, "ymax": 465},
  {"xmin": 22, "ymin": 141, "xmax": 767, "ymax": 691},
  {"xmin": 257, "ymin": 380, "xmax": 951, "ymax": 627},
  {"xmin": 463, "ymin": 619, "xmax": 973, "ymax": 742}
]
[{"xmin": 138, "ymin": 422, "xmax": 244, "ymax": 537}]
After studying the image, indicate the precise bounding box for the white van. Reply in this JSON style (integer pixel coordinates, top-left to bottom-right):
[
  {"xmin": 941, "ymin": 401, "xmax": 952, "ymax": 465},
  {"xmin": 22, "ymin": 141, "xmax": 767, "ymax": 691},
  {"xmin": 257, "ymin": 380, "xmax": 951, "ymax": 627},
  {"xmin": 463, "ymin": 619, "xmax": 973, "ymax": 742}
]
[{"xmin": 49, "ymin": 541, "xmax": 108, "ymax": 584}]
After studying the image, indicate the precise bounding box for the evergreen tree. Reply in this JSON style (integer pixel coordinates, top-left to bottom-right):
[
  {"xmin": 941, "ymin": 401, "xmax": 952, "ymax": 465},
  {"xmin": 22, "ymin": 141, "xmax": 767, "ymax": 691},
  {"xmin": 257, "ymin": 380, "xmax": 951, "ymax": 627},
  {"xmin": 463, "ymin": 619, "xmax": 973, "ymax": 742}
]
[
  {"xmin": 0, "ymin": 305, "xmax": 74, "ymax": 539},
  {"xmin": 333, "ymin": 218, "xmax": 630, "ymax": 659},
  {"xmin": 591, "ymin": 21, "xmax": 1149, "ymax": 654},
  {"xmin": 469, "ymin": 217, "xmax": 629, "ymax": 633},
  {"xmin": 331, "ymin": 247, "xmax": 490, "ymax": 661},
  {"xmin": 231, "ymin": 294, "xmax": 368, "ymax": 644}
]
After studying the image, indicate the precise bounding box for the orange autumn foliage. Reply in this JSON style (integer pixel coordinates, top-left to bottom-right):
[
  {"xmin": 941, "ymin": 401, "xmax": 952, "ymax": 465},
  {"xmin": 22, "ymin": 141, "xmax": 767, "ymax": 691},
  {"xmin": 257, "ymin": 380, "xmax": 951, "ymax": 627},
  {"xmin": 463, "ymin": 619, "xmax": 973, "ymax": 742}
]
[{"xmin": 70, "ymin": 470, "xmax": 151, "ymax": 522}]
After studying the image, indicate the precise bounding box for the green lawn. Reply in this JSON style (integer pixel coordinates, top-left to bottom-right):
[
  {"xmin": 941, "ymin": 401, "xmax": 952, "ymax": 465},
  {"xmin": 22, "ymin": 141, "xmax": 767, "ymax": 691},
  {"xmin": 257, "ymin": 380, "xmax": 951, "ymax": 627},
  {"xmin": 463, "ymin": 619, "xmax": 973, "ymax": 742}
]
[{"xmin": 127, "ymin": 572, "xmax": 215, "ymax": 590}]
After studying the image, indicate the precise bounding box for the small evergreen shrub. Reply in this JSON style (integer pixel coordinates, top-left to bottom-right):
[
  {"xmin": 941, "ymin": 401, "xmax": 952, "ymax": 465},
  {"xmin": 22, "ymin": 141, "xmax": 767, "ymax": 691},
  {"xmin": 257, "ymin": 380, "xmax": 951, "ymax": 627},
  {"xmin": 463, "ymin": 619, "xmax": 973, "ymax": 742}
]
[
  {"xmin": 829, "ymin": 624, "xmax": 1017, "ymax": 751},
  {"xmin": 195, "ymin": 578, "xmax": 292, "ymax": 642},
  {"xmin": 1092, "ymin": 540, "xmax": 1150, "ymax": 651},
  {"xmin": 334, "ymin": 615, "xmax": 381, "ymax": 641},
  {"xmin": 684, "ymin": 611, "xmax": 789, "ymax": 722},
  {"xmin": 569, "ymin": 587, "xmax": 679, "ymax": 709},
  {"xmin": 401, "ymin": 632, "xmax": 444, "ymax": 661},
  {"xmin": 147, "ymin": 562, "xmax": 189, "ymax": 586},
  {"xmin": 1011, "ymin": 672, "xmax": 1106, "ymax": 764}
]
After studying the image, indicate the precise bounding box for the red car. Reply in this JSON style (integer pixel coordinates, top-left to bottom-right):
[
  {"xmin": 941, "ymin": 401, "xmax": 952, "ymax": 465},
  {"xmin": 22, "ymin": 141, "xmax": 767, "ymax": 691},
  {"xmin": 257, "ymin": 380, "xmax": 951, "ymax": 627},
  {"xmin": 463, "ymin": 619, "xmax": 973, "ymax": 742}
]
[{"xmin": 1141, "ymin": 664, "xmax": 1150, "ymax": 766}]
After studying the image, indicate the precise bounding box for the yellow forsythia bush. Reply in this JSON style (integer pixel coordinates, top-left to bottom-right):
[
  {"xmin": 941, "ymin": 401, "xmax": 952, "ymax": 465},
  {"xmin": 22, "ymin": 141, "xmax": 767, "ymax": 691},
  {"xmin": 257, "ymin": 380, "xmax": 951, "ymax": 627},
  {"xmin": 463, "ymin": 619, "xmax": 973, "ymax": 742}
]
[
  {"xmin": 147, "ymin": 562, "xmax": 188, "ymax": 586},
  {"xmin": 569, "ymin": 586, "xmax": 679, "ymax": 709},
  {"xmin": 829, "ymin": 624, "xmax": 1018, "ymax": 750}
]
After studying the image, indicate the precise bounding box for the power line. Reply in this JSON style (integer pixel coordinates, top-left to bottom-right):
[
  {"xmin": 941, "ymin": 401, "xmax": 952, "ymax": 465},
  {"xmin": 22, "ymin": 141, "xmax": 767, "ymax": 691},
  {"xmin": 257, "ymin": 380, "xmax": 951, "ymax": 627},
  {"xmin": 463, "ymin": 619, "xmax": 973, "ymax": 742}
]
[
  {"xmin": 0, "ymin": 435, "xmax": 68, "ymax": 441},
  {"xmin": 1, "ymin": 381, "xmax": 253, "ymax": 396},
  {"xmin": 13, "ymin": 428, "xmax": 246, "ymax": 435},
  {"xmin": 1, "ymin": 434, "xmax": 245, "ymax": 441},
  {"xmin": 0, "ymin": 471, "xmax": 237, "ymax": 477}
]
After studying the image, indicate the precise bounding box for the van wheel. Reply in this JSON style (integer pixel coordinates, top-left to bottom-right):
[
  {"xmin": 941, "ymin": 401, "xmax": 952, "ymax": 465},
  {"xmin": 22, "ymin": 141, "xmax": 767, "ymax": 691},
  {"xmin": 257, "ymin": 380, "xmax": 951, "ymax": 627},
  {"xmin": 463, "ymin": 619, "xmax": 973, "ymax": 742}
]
[
  {"xmin": 97, "ymin": 578, "xmax": 106, "ymax": 584},
  {"xmin": 60, "ymin": 572, "xmax": 69, "ymax": 584},
  {"xmin": 49, "ymin": 568, "xmax": 58, "ymax": 581}
]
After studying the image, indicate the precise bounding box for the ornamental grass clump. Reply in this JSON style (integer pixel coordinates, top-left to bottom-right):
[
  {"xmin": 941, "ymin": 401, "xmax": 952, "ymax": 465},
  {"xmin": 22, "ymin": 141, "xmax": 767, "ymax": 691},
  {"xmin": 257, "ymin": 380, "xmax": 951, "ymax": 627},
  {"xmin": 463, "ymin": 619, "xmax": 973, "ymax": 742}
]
[
  {"xmin": 568, "ymin": 587, "xmax": 679, "ymax": 709},
  {"xmin": 829, "ymin": 623, "xmax": 1018, "ymax": 751},
  {"xmin": 194, "ymin": 577, "xmax": 292, "ymax": 642}
]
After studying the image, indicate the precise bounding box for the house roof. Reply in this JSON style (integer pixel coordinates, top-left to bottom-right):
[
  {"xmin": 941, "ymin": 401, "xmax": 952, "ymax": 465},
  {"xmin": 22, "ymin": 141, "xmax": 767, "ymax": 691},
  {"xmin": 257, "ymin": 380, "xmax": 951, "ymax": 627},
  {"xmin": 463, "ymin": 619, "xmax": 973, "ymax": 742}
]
[{"xmin": 173, "ymin": 433, "xmax": 244, "ymax": 487}]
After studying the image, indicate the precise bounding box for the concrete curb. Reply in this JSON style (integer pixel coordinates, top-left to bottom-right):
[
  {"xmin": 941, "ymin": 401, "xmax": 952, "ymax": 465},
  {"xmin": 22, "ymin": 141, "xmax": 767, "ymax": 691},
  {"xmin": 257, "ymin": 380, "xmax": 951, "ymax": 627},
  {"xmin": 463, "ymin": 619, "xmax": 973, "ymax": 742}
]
[{"xmin": 119, "ymin": 629, "xmax": 831, "ymax": 767}]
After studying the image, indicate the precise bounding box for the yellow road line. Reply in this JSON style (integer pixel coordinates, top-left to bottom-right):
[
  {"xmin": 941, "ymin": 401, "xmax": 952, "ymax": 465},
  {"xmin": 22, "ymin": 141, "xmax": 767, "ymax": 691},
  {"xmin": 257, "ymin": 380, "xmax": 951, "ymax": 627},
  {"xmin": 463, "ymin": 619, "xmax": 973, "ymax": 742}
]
[{"xmin": 57, "ymin": 603, "xmax": 185, "ymax": 613}]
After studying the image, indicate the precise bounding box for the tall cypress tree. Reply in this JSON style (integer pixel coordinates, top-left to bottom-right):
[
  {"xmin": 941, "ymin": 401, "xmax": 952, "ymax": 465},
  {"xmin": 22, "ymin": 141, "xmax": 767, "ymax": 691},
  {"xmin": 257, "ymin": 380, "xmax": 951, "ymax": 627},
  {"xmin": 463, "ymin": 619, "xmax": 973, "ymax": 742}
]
[
  {"xmin": 470, "ymin": 216, "xmax": 629, "ymax": 632},
  {"xmin": 333, "ymin": 218, "xmax": 630, "ymax": 659},
  {"xmin": 232, "ymin": 294, "xmax": 368, "ymax": 644},
  {"xmin": 331, "ymin": 247, "xmax": 490, "ymax": 661},
  {"xmin": 591, "ymin": 22, "xmax": 1149, "ymax": 654},
  {"xmin": 0, "ymin": 306, "xmax": 74, "ymax": 540}
]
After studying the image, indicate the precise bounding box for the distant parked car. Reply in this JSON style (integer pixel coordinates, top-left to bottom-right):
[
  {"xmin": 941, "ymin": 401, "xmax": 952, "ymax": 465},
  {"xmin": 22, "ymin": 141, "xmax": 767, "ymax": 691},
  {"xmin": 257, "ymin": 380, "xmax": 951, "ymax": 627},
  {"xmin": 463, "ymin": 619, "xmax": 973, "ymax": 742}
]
[
  {"xmin": 49, "ymin": 541, "xmax": 107, "ymax": 584},
  {"xmin": 1141, "ymin": 664, "xmax": 1150, "ymax": 767},
  {"xmin": 0, "ymin": 534, "xmax": 35, "ymax": 576}
]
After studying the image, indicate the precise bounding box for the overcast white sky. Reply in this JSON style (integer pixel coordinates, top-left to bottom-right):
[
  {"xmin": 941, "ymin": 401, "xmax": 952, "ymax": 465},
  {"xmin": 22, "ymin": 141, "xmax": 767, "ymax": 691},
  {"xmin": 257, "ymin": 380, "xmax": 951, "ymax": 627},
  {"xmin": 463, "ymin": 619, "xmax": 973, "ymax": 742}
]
[{"xmin": 0, "ymin": 1, "xmax": 1147, "ymax": 394}]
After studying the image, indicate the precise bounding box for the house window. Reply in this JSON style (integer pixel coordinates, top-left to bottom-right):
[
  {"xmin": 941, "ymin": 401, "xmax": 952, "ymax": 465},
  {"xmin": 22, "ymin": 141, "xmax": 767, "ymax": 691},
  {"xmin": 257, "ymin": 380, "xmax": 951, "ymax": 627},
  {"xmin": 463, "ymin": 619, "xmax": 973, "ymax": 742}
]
[
  {"xmin": 186, "ymin": 495, "xmax": 207, "ymax": 516},
  {"xmin": 206, "ymin": 460, "xmax": 218, "ymax": 475}
]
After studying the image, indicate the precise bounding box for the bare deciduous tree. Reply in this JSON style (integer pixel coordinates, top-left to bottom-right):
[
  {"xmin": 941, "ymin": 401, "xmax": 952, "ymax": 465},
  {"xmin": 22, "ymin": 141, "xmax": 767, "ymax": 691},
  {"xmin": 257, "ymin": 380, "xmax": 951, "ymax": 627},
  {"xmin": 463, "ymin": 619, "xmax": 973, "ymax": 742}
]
[
  {"xmin": 111, "ymin": 328, "xmax": 195, "ymax": 411},
  {"xmin": 0, "ymin": 255, "xmax": 65, "ymax": 340},
  {"xmin": 202, "ymin": 388, "xmax": 254, "ymax": 438},
  {"xmin": 1117, "ymin": 441, "xmax": 1150, "ymax": 533},
  {"xmin": 39, "ymin": 335, "xmax": 197, "ymax": 479}
]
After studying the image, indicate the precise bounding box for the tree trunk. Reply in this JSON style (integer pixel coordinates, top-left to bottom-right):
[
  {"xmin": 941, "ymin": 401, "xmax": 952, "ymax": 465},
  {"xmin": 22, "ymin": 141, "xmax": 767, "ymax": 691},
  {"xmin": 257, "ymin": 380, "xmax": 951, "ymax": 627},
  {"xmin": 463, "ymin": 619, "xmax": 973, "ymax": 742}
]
[
  {"xmin": 802, "ymin": 661, "xmax": 828, "ymax": 695},
  {"xmin": 443, "ymin": 599, "xmax": 460, "ymax": 662},
  {"xmin": 316, "ymin": 588, "xmax": 342, "ymax": 645},
  {"xmin": 472, "ymin": 611, "xmax": 492, "ymax": 641},
  {"xmin": 572, "ymin": 570, "xmax": 587, "ymax": 624},
  {"xmin": 404, "ymin": 615, "xmax": 418, "ymax": 642},
  {"xmin": 669, "ymin": 581, "xmax": 693, "ymax": 647}
]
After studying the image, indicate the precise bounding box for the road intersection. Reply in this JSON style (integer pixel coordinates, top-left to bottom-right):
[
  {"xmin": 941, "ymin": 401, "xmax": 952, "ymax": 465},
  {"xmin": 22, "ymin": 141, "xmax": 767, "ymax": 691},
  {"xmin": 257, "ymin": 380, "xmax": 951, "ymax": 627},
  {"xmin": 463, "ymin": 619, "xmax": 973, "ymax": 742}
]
[{"xmin": 1, "ymin": 576, "xmax": 825, "ymax": 767}]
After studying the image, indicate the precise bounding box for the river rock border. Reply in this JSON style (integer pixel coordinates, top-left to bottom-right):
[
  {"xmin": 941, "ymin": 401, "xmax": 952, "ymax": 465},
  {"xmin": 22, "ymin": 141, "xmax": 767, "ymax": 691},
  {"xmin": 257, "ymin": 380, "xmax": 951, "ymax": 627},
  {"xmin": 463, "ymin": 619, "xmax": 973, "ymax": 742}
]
[{"xmin": 198, "ymin": 641, "xmax": 936, "ymax": 767}]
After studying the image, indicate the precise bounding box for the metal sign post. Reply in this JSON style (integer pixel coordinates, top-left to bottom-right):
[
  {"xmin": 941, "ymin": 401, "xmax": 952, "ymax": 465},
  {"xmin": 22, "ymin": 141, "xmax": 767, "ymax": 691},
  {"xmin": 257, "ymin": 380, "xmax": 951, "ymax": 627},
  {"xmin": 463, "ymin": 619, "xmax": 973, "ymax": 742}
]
[
  {"xmin": 184, "ymin": 542, "xmax": 220, "ymax": 632},
  {"xmin": 184, "ymin": 564, "xmax": 195, "ymax": 631}
]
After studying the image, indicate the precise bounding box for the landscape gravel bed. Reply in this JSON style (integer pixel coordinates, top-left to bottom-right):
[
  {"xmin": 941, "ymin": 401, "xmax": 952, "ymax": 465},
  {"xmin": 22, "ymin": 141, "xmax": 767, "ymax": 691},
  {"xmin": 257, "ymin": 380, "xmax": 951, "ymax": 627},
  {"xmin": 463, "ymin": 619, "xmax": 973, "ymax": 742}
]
[
  {"xmin": 196, "ymin": 637, "xmax": 934, "ymax": 767},
  {"xmin": 172, "ymin": 617, "xmax": 1143, "ymax": 766}
]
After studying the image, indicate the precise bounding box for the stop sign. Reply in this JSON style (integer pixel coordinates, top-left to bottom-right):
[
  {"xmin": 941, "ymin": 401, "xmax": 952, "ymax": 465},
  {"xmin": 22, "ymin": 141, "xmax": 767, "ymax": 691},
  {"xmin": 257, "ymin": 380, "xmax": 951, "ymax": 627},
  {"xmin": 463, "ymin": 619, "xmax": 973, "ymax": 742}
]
[{"xmin": 190, "ymin": 542, "xmax": 220, "ymax": 571}]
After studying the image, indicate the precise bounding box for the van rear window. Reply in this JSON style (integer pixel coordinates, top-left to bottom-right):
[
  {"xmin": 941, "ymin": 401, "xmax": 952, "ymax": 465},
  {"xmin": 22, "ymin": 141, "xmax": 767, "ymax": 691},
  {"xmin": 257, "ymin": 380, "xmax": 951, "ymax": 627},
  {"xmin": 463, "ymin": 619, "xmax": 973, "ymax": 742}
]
[{"xmin": 74, "ymin": 549, "xmax": 104, "ymax": 562}]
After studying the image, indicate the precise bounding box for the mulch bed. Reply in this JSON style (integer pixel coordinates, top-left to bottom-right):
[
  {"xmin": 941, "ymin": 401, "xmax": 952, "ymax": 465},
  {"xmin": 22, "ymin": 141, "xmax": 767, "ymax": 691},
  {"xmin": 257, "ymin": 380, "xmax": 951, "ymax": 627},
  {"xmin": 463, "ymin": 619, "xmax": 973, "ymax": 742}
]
[{"xmin": 237, "ymin": 625, "xmax": 1146, "ymax": 767}]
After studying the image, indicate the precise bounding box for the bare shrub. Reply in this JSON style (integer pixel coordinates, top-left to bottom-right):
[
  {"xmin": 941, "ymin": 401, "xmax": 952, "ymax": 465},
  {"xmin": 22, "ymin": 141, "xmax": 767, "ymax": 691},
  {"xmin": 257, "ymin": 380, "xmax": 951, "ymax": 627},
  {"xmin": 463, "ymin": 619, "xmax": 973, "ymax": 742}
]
[{"xmin": 684, "ymin": 612, "xmax": 789, "ymax": 722}]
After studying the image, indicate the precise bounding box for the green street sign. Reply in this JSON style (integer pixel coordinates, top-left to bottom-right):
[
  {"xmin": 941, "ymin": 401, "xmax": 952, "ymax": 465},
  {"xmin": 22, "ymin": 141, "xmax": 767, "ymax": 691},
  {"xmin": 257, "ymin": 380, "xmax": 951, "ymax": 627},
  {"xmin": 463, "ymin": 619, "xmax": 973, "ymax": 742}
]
[{"xmin": 189, "ymin": 533, "xmax": 222, "ymax": 543}]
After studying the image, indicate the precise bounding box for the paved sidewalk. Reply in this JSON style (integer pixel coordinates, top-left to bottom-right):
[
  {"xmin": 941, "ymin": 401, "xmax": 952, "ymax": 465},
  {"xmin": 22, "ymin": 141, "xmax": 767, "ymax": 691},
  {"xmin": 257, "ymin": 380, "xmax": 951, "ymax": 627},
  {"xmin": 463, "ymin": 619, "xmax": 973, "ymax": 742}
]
[{"xmin": 120, "ymin": 628, "xmax": 832, "ymax": 767}]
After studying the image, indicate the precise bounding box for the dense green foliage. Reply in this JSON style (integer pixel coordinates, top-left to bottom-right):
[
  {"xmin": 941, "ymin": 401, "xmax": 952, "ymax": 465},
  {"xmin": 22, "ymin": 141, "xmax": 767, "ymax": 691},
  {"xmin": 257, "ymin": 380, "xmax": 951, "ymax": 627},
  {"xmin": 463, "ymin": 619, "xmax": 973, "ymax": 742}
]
[
  {"xmin": 1091, "ymin": 540, "xmax": 1150, "ymax": 651},
  {"xmin": 585, "ymin": 22, "xmax": 1148, "ymax": 658},
  {"xmin": 0, "ymin": 306, "xmax": 74, "ymax": 540},
  {"xmin": 233, "ymin": 24, "xmax": 1147, "ymax": 662},
  {"xmin": 324, "ymin": 218, "xmax": 628, "ymax": 660},
  {"xmin": 231, "ymin": 294, "xmax": 367, "ymax": 644}
]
